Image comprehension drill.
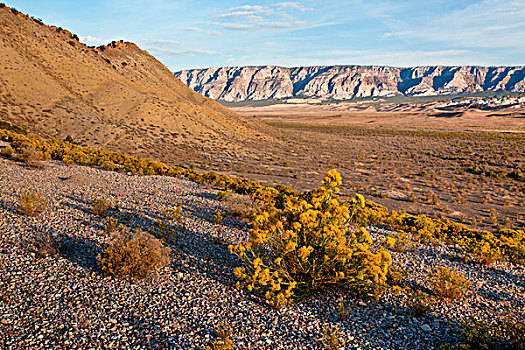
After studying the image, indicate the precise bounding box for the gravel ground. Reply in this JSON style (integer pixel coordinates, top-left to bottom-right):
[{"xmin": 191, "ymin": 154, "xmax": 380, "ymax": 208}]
[{"xmin": 0, "ymin": 157, "xmax": 524, "ymax": 349}]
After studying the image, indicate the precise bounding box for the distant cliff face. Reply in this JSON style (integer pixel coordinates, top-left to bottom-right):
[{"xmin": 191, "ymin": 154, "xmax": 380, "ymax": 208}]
[{"xmin": 175, "ymin": 65, "xmax": 525, "ymax": 102}]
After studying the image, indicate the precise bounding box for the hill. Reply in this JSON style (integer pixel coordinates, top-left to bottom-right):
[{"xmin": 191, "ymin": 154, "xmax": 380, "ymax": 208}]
[
  {"xmin": 0, "ymin": 5, "xmax": 272, "ymax": 166},
  {"xmin": 175, "ymin": 65, "xmax": 525, "ymax": 102}
]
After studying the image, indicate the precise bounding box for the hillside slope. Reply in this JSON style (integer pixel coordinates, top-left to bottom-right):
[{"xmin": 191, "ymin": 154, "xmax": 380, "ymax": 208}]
[
  {"xmin": 175, "ymin": 65, "xmax": 525, "ymax": 102},
  {"xmin": 0, "ymin": 5, "xmax": 271, "ymax": 164}
]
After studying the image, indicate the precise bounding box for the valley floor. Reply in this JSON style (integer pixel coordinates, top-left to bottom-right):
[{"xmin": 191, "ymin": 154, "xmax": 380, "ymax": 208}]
[{"xmin": 0, "ymin": 158, "xmax": 524, "ymax": 349}]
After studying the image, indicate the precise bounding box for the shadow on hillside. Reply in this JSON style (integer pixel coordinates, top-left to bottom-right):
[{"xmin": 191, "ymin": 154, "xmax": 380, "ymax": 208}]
[
  {"xmin": 0, "ymin": 198, "xmax": 20, "ymax": 214},
  {"xmin": 125, "ymin": 313, "xmax": 175, "ymax": 349},
  {"xmin": 24, "ymin": 223, "xmax": 102, "ymax": 273},
  {"xmin": 58, "ymin": 193, "xmax": 243, "ymax": 288},
  {"xmin": 58, "ymin": 234, "xmax": 102, "ymax": 273}
]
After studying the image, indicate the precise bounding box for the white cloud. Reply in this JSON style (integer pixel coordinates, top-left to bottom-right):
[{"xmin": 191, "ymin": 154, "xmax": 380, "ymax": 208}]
[
  {"xmin": 185, "ymin": 27, "xmax": 222, "ymax": 35},
  {"xmin": 383, "ymin": 0, "xmax": 525, "ymax": 49},
  {"xmin": 276, "ymin": 2, "xmax": 313, "ymax": 11},
  {"xmin": 227, "ymin": 5, "xmax": 268, "ymax": 12},
  {"xmin": 136, "ymin": 39, "xmax": 181, "ymax": 46},
  {"xmin": 299, "ymin": 48, "xmax": 493, "ymax": 67},
  {"xmin": 208, "ymin": 2, "xmax": 319, "ymax": 31},
  {"xmin": 147, "ymin": 47, "xmax": 217, "ymax": 56},
  {"xmin": 79, "ymin": 36, "xmax": 109, "ymax": 47},
  {"xmin": 215, "ymin": 22, "xmax": 256, "ymax": 30}
]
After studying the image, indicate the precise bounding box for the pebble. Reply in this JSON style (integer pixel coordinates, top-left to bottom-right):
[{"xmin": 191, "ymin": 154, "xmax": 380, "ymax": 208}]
[{"xmin": 0, "ymin": 158, "xmax": 523, "ymax": 349}]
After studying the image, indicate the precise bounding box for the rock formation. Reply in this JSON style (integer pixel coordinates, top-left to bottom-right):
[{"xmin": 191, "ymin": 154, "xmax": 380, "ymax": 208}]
[{"xmin": 175, "ymin": 65, "xmax": 525, "ymax": 102}]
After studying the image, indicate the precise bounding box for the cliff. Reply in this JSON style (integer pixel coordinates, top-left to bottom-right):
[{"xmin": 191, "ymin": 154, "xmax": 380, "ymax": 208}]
[{"xmin": 175, "ymin": 65, "xmax": 525, "ymax": 102}]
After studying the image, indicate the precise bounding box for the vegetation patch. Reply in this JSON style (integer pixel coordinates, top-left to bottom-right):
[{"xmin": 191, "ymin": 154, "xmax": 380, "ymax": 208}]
[
  {"xmin": 206, "ymin": 322, "xmax": 234, "ymax": 350},
  {"xmin": 99, "ymin": 227, "xmax": 170, "ymax": 280},
  {"xmin": 19, "ymin": 190, "xmax": 48, "ymax": 216},
  {"xmin": 229, "ymin": 170, "xmax": 392, "ymax": 307},
  {"xmin": 426, "ymin": 266, "xmax": 472, "ymax": 301},
  {"xmin": 1, "ymin": 127, "xmax": 524, "ymax": 269},
  {"xmin": 91, "ymin": 198, "xmax": 111, "ymax": 217},
  {"xmin": 444, "ymin": 317, "xmax": 525, "ymax": 350}
]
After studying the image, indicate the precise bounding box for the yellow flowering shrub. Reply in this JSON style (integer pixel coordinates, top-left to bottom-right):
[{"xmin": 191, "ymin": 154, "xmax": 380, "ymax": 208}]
[
  {"xmin": 229, "ymin": 170, "xmax": 392, "ymax": 307},
  {"xmin": 350, "ymin": 193, "xmax": 525, "ymax": 266},
  {"xmin": 322, "ymin": 168, "xmax": 342, "ymax": 192},
  {"xmin": 102, "ymin": 216, "xmax": 120, "ymax": 233},
  {"xmin": 0, "ymin": 145, "xmax": 13, "ymax": 157}
]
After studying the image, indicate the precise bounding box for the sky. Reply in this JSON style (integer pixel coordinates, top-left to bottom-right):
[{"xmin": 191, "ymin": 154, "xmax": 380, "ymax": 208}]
[{"xmin": 5, "ymin": 0, "xmax": 525, "ymax": 71}]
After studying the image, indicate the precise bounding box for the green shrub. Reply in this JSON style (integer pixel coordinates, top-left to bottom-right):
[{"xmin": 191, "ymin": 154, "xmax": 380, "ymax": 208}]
[
  {"xmin": 99, "ymin": 228, "xmax": 170, "ymax": 280},
  {"xmin": 19, "ymin": 190, "xmax": 48, "ymax": 216}
]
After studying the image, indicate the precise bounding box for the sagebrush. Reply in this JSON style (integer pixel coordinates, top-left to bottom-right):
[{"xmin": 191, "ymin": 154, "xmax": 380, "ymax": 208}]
[{"xmin": 99, "ymin": 228, "xmax": 170, "ymax": 280}]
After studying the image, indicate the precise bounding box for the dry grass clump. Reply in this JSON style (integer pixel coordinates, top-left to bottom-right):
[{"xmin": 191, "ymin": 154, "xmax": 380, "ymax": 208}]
[
  {"xmin": 426, "ymin": 266, "xmax": 472, "ymax": 301},
  {"xmin": 91, "ymin": 198, "xmax": 111, "ymax": 217},
  {"xmin": 19, "ymin": 190, "xmax": 48, "ymax": 216},
  {"xmin": 407, "ymin": 290, "xmax": 435, "ymax": 317},
  {"xmin": 17, "ymin": 146, "xmax": 45, "ymax": 168},
  {"xmin": 322, "ymin": 326, "xmax": 343, "ymax": 350},
  {"xmin": 223, "ymin": 193, "xmax": 258, "ymax": 221},
  {"xmin": 161, "ymin": 201, "xmax": 183, "ymax": 222},
  {"xmin": 445, "ymin": 317, "xmax": 525, "ymax": 350},
  {"xmin": 98, "ymin": 228, "xmax": 170, "ymax": 280},
  {"xmin": 206, "ymin": 322, "xmax": 234, "ymax": 350},
  {"xmin": 392, "ymin": 231, "xmax": 419, "ymax": 252},
  {"xmin": 386, "ymin": 263, "xmax": 408, "ymax": 287},
  {"xmin": 30, "ymin": 232, "xmax": 60, "ymax": 259}
]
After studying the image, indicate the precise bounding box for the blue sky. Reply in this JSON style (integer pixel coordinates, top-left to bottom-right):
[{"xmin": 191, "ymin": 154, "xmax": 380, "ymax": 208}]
[{"xmin": 5, "ymin": 0, "xmax": 525, "ymax": 71}]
